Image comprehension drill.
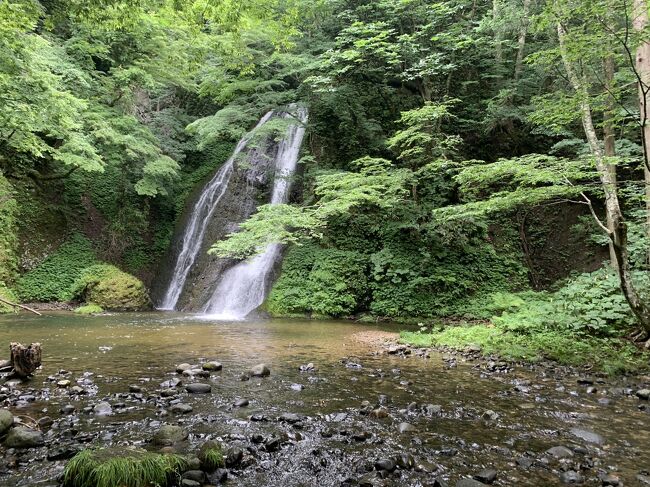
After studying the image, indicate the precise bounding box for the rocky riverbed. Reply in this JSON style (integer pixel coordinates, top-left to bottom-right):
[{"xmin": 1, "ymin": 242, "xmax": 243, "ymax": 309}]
[{"xmin": 0, "ymin": 313, "xmax": 648, "ymax": 486}]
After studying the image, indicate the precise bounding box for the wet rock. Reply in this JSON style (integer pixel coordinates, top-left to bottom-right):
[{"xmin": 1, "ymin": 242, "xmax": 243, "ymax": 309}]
[
  {"xmin": 374, "ymin": 458, "xmax": 396, "ymax": 472},
  {"xmin": 0, "ymin": 409, "xmax": 13, "ymax": 435},
  {"xmin": 352, "ymin": 431, "xmax": 371, "ymax": 442},
  {"xmin": 176, "ymin": 363, "xmax": 192, "ymax": 373},
  {"xmin": 233, "ymin": 398, "xmax": 249, "ymax": 407},
  {"xmin": 60, "ymin": 404, "xmax": 76, "ymax": 415},
  {"xmin": 279, "ymin": 413, "xmax": 302, "ymax": 424},
  {"xmin": 160, "ymin": 389, "xmax": 176, "ymax": 398},
  {"xmin": 170, "ymin": 403, "xmax": 193, "ymax": 414},
  {"xmin": 225, "ymin": 447, "xmax": 243, "ymax": 467},
  {"xmin": 424, "ymin": 404, "xmax": 442, "ymax": 415},
  {"xmin": 208, "ymin": 469, "xmax": 228, "ymax": 484},
  {"xmin": 37, "ymin": 416, "xmax": 53, "ymax": 429},
  {"xmin": 456, "ymin": 478, "xmax": 487, "ymax": 487},
  {"xmin": 370, "ymin": 408, "xmax": 388, "ymax": 419},
  {"xmin": 601, "ymin": 474, "xmax": 620, "ymax": 486},
  {"xmin": 185, "ymin": 383, "xmax": 211, "ymax": 394},
  {"xmin": 546, "ymin": 446, "xmax": 574, "ymax": 459},
  {"xmin": 299, "ymin": 363, "xmax": 315, "ymax": 372},
  {"xmin": 559, "ymin": 470, "xmax": 583, "ymax": 484},
  {"xmin": 482, "ymin": 410, "xmax": 499, "ymax": 421},
  {"xmin": 473, "ymin": 468, "xmax": 497, "ymax": 484},
  {"xmin": 570, "ymin": 428, "xmax": 604, "ymax": 445},
  {"xmin": 161, "ymin": 378, "xmax": 182, "ymax": 388},
  {"xmin": 93, "ymin": 401, "xmax": 113, "ymax": 416},
  {"xmin": 636, "ymin": 389, "xmax": 650, "ymax": 400},
  {"xmin": 249, "ymin": 364, "xmax": 270, "ymax": 377},
  {"xmin": 47, "ymin": 445, "xmax": 82, "ymax": 460},
  {"xmin": 129, "ymin": 384, "xmax": 142, "ymax": 393},
  {"xmin": 152, "ymin": 425, "xmax": 188, "ymax": 446},
  {"xmin": 586, "ymin": 386, "xmax": 598, "ymax": 394},
  {"xmin": 397, "ymin": 422, "xmax": 417, "ymax": 433},
  {"xmin": 395, "ymin": 453, "xmax": 415, "ymax": 470},
  {"xmin": 182, "ymin": 470, "xmax": 206, "ymax": 483},
  {"xmin": 56, "ymin": 379, "xmax": 71, "ymax": 388},
  {"xmin": 5, "ymin": 427, "xmax": 43, "ymax": 448},
  {"xmin": 516, "ymin": 457, "xmax": 533, "ymax": 469},
  {"xmin": 202, "ymin": 361, "xmax": 223, "ymax": 371},
  {"xmin": 70, "ymin": 386, "xmax": 85, "ymax": 394},
  {"xmin": 637, "ymin": 474, "xmax": 650, "ymax": 485},
  {"xmin": 181, "ymin": 480, "xmax": 201, "ymax": 487},
  {"xmin": 290, "ymin": 383, "xmax": 305, "ymax": 391}
]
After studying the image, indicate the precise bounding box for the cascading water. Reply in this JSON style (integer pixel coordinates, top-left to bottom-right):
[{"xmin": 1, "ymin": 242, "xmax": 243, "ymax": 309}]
[
  {"xmin": 202, "ymin": 107, "xmax": 308, "ymax": 319},
  {"xmin": 158, "ymin": 111, "xmax": 274, "ymax": 310}
]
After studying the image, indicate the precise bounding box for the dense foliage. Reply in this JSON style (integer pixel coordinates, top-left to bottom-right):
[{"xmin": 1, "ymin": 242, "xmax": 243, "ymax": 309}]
[{"xmin": 2, "ymin": 0, "xmax": 650, "ymax": 368}]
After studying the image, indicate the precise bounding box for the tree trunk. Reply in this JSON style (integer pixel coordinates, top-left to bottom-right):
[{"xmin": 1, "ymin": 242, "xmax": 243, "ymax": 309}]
[
  {"xmin": 634, "ymin": 0, "xmax": 650, "ymax": 257},
  {"xmin": 603, "ymin": 54, "xmax": 619, "ymax": 269},
  {"xmin": 558, "ymin": 21, "xmax": 650, "ymax": 332},
  {"xmin": 9, "ymin": 342, "xmax": 42, "ymax": 378},
  {"xmin": 513, "ymin": 0, "xmax": 531, "ymax": 82}
]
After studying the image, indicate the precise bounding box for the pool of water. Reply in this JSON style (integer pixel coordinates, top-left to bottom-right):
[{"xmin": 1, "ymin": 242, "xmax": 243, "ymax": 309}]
[{"xmin": 0, "ymin": 312, "xmax": 648, "ymax": 486}]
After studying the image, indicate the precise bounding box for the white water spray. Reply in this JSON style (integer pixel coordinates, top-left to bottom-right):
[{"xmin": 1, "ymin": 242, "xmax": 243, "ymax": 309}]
[
  {"xmin": 203, "ymin": 107, "xmax": 308, "ymax": 319},
  {"xmin": 158, "ymin": 111, "xmax": 274, "ymax": 310}
]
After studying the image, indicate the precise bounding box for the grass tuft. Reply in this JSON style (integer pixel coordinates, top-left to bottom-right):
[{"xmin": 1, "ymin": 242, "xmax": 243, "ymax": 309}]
[
  {"xmin": 63, "ymin": 448, "xmax": 188, "ymax": 487},
  {"xmin": 198, "ymin": 441, "xmax": 224, "ymax": 471}
]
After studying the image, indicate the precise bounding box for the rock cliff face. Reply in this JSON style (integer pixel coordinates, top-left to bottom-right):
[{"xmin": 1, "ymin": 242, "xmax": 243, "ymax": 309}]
[{"xmin": 153, "ymin": 107, "xmax": 308, "ymax": 313}]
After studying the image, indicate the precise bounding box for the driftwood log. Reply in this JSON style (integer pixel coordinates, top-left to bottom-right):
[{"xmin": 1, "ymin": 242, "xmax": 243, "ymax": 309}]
[{"xmin": 0, "ymin": 343, "xmax": 42, "ymax": 379}]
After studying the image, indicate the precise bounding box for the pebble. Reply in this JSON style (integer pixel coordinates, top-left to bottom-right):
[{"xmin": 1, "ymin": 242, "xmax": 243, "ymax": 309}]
[
  {"xmin": 202, "ymin": 361, "xmax": 222, "ymax": 371},
  {"xmin": 636, "ymin": 389, "xmax": 650, "ymax": 400},
  {"xmin": 457, "ymin": 479, "xmax": 487, "ymax": 487},
  {"xmin": 233, "ymin": 398, "xmax": 249, "ymax": 407},
  {"xmin": 170, "ymin": 403, "xmax": 193, "ymax": 414},
  {"xmin": 249, "ymin": 364, "xmax": 270, "ymax": 377},
  {"xmin": 185, "ymin": 383, "xmax": 211, "ymax": 394},
  {"xmin": 397, "ymin": 422, "xmax": 417, "ymax": 433},
  {"xmin": 473, "ymin": 468, "xmax": 497, "ymax": 484},
  {"xmin": 570, "ymin": 428, "xmax": 604, "ymax": 445},
  {"xmin": 546, "ymin": 446, "xmax": 574, "ymax": 459},
  {"xmin": 176, "ymin": 363, "xmax": 192, "ymax": 373},
  {"xmin": 559, "ymin": 470, "xmax": 583, "ymax": 484}
]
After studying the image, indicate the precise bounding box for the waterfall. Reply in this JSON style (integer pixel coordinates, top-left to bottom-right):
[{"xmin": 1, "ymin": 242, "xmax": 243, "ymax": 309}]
[
  {"xmin": 158, "ymin": 111, "xmax": 274, "ymax": 310},
  {"xmin": 202, "ymin": 107, "xmax": 308, "ymax": 319}
]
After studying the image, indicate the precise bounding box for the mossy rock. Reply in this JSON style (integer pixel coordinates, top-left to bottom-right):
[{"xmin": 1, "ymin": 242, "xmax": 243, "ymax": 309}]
[
  {"xmin": 74, "ymin": 303, "xmax": 104, "ymax": 315},
  {"xmin": 73, "ymin": 264, "xmax": 150, "ymax": 311},
  {"xmin": 63, "ymin": 447, "xmax": 188, "ymax": 487}
]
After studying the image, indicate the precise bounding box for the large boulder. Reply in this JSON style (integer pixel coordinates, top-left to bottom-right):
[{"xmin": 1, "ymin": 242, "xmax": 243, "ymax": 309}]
[
  {"xmin": 0, "ymin": 409, "xmax": 13, "ymax": 435},
  {"xmin": 152, "ymin": 425, "xmax": 188, "ymax": 446},
  {"xmin": 5, "ymin": 427, "xmax": 44, "ymax": 448},
  {"xmin": 72, "ymin": 264, "xmax": 150, "ymax": 311}
]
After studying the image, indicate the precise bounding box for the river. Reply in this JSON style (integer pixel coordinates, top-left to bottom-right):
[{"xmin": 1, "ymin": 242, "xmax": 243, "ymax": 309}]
[{"xmin": 0, "ymin": 312, "xmax": 648, "ymax": 486}]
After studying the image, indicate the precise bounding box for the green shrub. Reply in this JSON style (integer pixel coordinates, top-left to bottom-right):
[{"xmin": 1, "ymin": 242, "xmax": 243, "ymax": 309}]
[
  {"xmin": 72, "ymin": 264, "xmax": 149, "ymax": 311},
  {"xmin": 267, "ymin": 244, "xmax": 368, "ymax": 317},
  {"xmin": 63, "ymin": 448, "xmax": 188, "ymax": 487},
  {"xmin": 495, "ymin": 269, "xmax": 647, "ymax": 337},
  {"xmin": 16, "ymin": 234, "xmax": 98, "ymax": 302},
  {"xmin": 74, "ymin": 303, "xmax": 104, "ymax": 315}
]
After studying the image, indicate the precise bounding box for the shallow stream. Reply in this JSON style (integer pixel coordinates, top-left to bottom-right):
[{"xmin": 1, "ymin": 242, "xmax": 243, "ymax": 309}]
[{"xmin": 0, "ymin": 313, "xmax": 648, "ymax": 486}]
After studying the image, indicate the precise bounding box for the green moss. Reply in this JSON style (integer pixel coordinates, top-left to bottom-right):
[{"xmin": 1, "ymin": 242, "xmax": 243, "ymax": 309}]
[
  {"xmin": 198, "ymin": 441, "xmax": 224, "ymax": 471},
  {"xmin": 72, "ymin": 264, "xmax": 150, "ymax": 311},
  {"xmin": 16, "ymin": 234, "xmax": 98, "ymax": 302},
  {"xmin": 74, "ymin": 303, "xmax": 104, "ymax": 315},
  {"xmin": 63, "ymin": 448, "xmax": 188, "ymax": 487}
]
